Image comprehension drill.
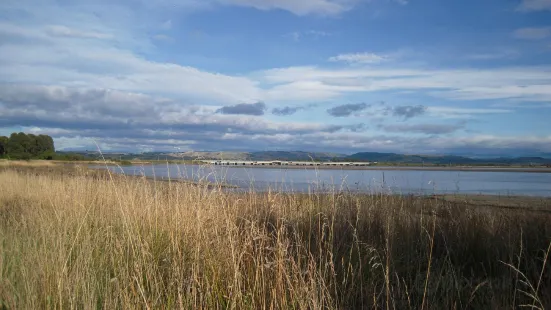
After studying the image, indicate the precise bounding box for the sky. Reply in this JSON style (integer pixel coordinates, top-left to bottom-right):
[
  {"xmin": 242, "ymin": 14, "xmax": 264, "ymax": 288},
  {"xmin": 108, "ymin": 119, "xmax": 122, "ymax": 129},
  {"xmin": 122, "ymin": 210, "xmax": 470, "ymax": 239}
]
[{"xmin": 1, "ymin": 0, "xmax": 551, "ymax": 156}]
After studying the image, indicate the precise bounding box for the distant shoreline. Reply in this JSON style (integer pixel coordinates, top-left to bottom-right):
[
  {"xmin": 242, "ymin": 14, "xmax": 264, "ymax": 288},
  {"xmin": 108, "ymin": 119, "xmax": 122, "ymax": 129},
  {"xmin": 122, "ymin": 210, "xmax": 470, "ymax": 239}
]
[
  {"xmin": 4, "ymin": 159, "xmax": 548, "ymax": 174},
  {"xmin": 3, "ymin": 161, "xmax": 550, "ymax": 196},
  {"xmin": 95, "ymin": 160, "xmax": 551, "ymax": 173},
  {"xmin": 181, "ymin": 163, "xmax": 551, "ymax": 173}
]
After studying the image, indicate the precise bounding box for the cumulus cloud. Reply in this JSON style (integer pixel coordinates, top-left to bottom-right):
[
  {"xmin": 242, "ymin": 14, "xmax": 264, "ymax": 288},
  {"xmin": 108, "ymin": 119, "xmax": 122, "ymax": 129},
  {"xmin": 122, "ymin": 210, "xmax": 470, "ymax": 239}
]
[
  {"xmin": 0, "ymin": 84, "xmax": 171, "ymax": 117},
  {"xmin": 345, "ymin": 123, "xmax": 368, "ymax": 132},
  {"xmin": 5, "ymin": 99, "xmax": 550, "ymax": 154},
  {"xmin": 272, "ymin": 106, "xmax": 301, "ymax": 116},
  {"xmin": 1, "ymin": 0, "xmax": 550, "ymax": 155},
  {"xmin": 216, "ymin": 102, "xmax": 267, "ymax": 115},
  {"xmin": 328, "ymin": 52, "xmax": 389, "ymax": 64},
  {"xmin": 327, "ymin": 102, "xmax": 370, "ymax": 117},
  {"xmin": 272, "ymin": 103, "xmax": 317, "ymax": 116},
  {"xmin": 388, "ymin": 105, "xmax": 427, "ymax": 119},
  {"xmin": 212, "ymin": 131, "xmax": 551, "ymax": 155},
  {"xmin": 517, "ymin": 0, "xmax": 551, "ymax": 11},
  {"xmin": 513, "ymin": 27, "xmax": 551, "ymax": 40},
  {"xmin": 379, "ymin": 123, "xmax": 465, "ymax": 134},
  {"xmin": 0, "ymin": 85, "xmax": 341, "ymax": 138}
]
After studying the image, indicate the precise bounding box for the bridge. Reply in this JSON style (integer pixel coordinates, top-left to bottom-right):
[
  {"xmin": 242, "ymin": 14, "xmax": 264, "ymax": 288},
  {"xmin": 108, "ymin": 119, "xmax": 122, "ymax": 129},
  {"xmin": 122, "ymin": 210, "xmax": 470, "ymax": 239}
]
[{"xmin": 204, "ymin": 160, "xmax": 375, "ymax": 167}]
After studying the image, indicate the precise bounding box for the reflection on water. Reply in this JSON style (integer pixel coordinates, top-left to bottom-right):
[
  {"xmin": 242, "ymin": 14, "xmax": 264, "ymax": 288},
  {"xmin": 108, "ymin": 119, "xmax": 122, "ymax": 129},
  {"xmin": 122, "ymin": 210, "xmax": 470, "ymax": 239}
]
[{"xmin": 91, "ymin": 164, "xmax": 551, "ymax": 197}]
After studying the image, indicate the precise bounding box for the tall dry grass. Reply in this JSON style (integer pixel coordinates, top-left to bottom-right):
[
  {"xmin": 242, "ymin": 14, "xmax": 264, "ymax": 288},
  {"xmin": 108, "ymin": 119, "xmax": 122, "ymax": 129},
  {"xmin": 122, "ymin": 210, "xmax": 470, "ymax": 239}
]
[
  {"xmin": 0, "ymin": 167, "xmax": 550, "ymax": 309},
  {"xmin": 0, "ymin": 160, "xmax": 58, "ymax": 167}
]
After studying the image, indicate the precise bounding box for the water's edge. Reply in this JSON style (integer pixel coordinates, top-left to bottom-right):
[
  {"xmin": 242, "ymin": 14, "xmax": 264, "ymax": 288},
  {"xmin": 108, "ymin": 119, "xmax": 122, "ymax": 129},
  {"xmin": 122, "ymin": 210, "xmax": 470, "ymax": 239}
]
[{"xmin": 91, "ymin": 164, "xmax": 551, "ymax": 197}]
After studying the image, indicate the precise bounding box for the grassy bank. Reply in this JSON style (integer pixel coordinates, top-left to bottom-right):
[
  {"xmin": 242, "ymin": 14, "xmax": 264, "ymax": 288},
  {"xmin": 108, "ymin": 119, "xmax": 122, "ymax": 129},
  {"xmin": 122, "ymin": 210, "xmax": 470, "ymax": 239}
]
[{"xmin": 0, "ymin": 167, "xmax": 550, "ymax": 309}]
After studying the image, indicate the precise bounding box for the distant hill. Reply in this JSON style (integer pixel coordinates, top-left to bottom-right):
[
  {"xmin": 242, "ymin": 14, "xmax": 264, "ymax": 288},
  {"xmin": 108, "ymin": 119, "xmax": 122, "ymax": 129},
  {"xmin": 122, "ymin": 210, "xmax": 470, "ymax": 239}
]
[
  {"xmin": 167, "ymin": 151, "xmax": 249, "ymax": 160},
  {"xmin": 156, "ymin": 151, "xmax": 343, "ymax": 161},
  {"xmin": 57, "ymin": 150, "xmax": 551, "ymax": 166},
  {"xmin": 345, "ymin": 152, "xmax": 551, "ymax": 165},
  {"xmin": 248, "ymin": 151, "xmax": 343, "ymax": 161},
  {"xmin": 345, "ymin": 152, "xmax": 479, "ymax": 164},
  {"xmin": 66, "ymin": 151, "xmax": 343, "ymax": 162},
  {"xmin": 165, "ymin": 151, "xmax": 342, "ymax": 161}
]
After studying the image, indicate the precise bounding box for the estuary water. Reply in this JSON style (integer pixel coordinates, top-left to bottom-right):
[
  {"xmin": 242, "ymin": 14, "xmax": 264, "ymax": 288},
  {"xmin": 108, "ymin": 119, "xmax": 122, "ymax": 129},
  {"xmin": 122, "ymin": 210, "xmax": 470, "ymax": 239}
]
[{"xmin": 92, "ymin": 164, "xmax": 551, "ymax": 197}]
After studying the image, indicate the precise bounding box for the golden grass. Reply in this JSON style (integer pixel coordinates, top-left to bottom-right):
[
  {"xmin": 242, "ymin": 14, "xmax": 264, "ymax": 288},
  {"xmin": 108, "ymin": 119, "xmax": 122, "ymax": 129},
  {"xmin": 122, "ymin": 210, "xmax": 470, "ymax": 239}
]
[
  {"xmin": 0, "ymin": 159, "xmax": 59, "ymax": 167},
  {"xmin": 0, "ymin": 159, "xmax": 127, "ymax": 168},
  {"xmin": 0, "ymin": 167, "xmax": 550, "ymax": 309}
]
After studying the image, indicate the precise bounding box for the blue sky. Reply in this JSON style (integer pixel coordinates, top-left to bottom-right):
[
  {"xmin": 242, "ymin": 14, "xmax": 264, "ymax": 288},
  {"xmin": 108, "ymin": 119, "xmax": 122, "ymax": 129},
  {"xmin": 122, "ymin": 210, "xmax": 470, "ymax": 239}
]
[{"xmin": 1, "ymin": 0, "xmax": 550, "ymax": 155}]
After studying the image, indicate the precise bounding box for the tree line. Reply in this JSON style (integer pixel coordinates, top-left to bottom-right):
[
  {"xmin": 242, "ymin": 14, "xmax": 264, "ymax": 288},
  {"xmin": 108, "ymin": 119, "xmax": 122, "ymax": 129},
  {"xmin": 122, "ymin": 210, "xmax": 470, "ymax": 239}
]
[{"xmin": 0, "ymin": 132, "xmax": 55, "ymax": 160}]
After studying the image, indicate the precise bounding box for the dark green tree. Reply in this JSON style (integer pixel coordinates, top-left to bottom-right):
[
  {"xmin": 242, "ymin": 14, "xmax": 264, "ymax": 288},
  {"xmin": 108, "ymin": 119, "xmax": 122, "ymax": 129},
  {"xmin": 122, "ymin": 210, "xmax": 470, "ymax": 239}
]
[
  {"xmin": 36, "ymin": 134, "xmax": 55, "ymax": 159},
  {"xmin": 28, "ymin": 134, "xmax": 40, "ymax": 155},
  {"xmin": 0, "ymin": 136, "xmax": 8, "ymax": 157},
  {"xmin": 4, "ymin": 132, "xmax": 56, "ymax": 159},
  {"xmin": 7, "ymin": 133, "xmax": 29, "ymax": 158}
]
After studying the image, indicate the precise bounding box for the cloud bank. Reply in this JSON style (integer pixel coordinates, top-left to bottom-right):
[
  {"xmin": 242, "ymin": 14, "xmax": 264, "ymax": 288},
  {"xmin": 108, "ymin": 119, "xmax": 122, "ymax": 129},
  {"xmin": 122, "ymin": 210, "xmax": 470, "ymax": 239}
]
[
  {"xmin": 217, "ymin": 102, "xmax": 267, "ymax": 115},
  {"xmin": 0, "ymin": 0, "xmax": 550, "ymax": 156},
  {"xmin": 327, "ymin": 103, "xmax": 370, "ymax": 117}
]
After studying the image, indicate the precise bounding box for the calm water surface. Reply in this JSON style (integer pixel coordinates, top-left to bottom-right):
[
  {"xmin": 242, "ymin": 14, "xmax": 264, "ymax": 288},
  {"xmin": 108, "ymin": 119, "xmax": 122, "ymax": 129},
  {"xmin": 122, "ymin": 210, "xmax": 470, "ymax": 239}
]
[{"xmin": 92, "ymin": 164, "xmax": 551, "ymax": 197}]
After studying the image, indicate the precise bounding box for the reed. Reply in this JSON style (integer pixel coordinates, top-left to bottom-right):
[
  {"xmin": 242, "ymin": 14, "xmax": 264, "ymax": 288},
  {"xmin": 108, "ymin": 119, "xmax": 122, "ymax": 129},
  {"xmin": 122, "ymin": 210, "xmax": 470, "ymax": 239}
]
[{"xmin": 0, "ymin": 166, "xmax": 549, "ymax": 309}]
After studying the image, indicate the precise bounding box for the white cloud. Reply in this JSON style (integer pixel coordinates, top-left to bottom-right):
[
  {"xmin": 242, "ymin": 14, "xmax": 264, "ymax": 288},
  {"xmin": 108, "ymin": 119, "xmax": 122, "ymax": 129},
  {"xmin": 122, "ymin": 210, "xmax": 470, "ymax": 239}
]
[
  {"xmin": 285, "ymin": 32, "xmax": 301, "ymax": 41},
  {"xmin": 264, "ymin": 80, "xmax": 366, "ymax": 101},
  {"xmin": 161, "ymin": 20, "xmax": 172, "ymax": 30},
  {"xmin": 1, "ymin": 0, "xmax": 550, "ymax": 154},
  {"xmin": 3, "ymin": 22, "xmax": 551, "ymax": 105},
  {"xmin": 434, "ymin": 85, "xmax": 551, "ymax": 102},
  {"xmin": 329, "ymin": 52, "xmax": 389, "ymax": 64},
  {"xmin": 3, "ymin": 86, "xmax": 548, "ymax": 153},
  {"xmin": 285, "ymin": 30, "xmax": 332, "ymax": 41},
  {"xmin": 217, "ymin": 0, "xmax": 355, "ymax": 15},
  {"xmin": 427, "ymin": 107, "xmax": 512, "ymax": 119},
  {"xmin": 45, "ymin": 25, "xmax": 113, "ymax": 39},
  {"xmin": 467, "ymin": 50, "xmax": 520, "ymax": 60},
  {"xmin": 428, "ymin": 135, "xmax": 551, "ymax": 152},
  {"xmin": 0, "ymin": 22, "xmax": 44, "ymax": 39},
  {"xmin": 379, "ymin": 123, "xmax": 465, "ymax": 135},
  {"xmin": 35, "ymin": 0, "xmax": 361, "ymax": 17},
  {"xmin": 276, "ymin": 132, "xmax": 551, "ymax": 153},
  {"xmin": 513, "ymin": 27, "xmax": 551, "ymax": 40},
  {"xmin": 260, "ymin": 65, "xmax": 551, "ymax": 102},
  {"xmin": 0, "ymin": 24, "xmax": 262, "ymax": 104},
  {"xmin": 306, "ymin": 30, "xmax": 332, "ymax": 37},
  {"xmin": 517, "ymin": 0, "xmax": 551, "ymax": 11},
  {"xmin": 4, "ymin": 1, "xmax": 547, "ymax": 106},
  {"xmin": 0, "ymin": 84, "xmax": 347, "ymax": 153}
]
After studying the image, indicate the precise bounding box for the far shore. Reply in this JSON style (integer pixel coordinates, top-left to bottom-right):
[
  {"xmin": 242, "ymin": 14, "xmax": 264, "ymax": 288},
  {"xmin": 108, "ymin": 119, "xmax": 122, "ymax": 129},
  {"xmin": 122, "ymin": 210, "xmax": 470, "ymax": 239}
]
[
  {"xmin": 2, "ymin": 159, "xmax": 550, "ymax": 173},
  {"xmin": 127, "ymin": 162, "xmax": 551, "ymax": 173},
  {"xmin": 2, "ymin": 160, "xmax": 551, "ymax": 197}
]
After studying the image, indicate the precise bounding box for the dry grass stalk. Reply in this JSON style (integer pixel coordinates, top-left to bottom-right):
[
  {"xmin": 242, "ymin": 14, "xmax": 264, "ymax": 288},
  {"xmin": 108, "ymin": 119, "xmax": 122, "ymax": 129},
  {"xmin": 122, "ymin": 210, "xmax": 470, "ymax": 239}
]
[{"xmin": 0, "ymin": 167, "xmax": 550, "ymax": 309}]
